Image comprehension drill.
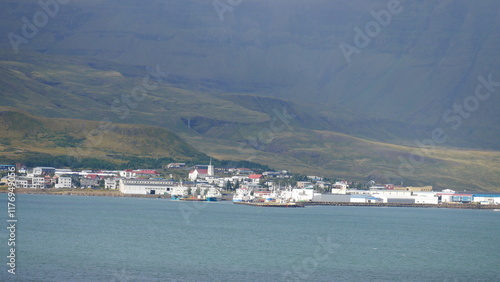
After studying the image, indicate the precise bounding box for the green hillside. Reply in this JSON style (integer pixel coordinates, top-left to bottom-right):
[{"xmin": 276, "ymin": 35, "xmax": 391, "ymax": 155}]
[
  {"xmin": 1, "ymin": 0, "xmax": 498, "ymax": 149},
  {"xmin": 0, "ymin": 108, "xmax": 207, "ymax": 168},
  {"xmin": 1, "ymin": 52, "xmax": 498, "ymax": 191},
  {"xmin": 184, "ymin": 125, "xmax": 500, "ymax": 193},
  {"xmin": 0, "ymin": 51, "xmax": 270, "ymax": 127}
]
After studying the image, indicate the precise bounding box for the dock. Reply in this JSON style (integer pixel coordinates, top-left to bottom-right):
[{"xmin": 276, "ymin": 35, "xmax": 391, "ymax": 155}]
[
  {"xmin": 180, "ymin": 198, "xmax": 207, "ymax": 201},
  {"xmin": 233, "ymin": 202, "xmax": 305, "ymax": 208},
  {"xmin": 303, "ymin": 202, "xmax": 499, "ymax": 209}
]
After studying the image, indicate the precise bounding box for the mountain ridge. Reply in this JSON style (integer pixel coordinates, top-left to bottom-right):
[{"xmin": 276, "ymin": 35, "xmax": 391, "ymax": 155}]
[
  {"xmin": 0, "ymin": 1, "xmax": 499, "ymax": 191},
  {"xmin": 1, "ymin": 0, "xmax": 499, "ymax": 149},
  {"xmin": 1, "ymin": 51, "xmax": 499, "ymax": 191}
]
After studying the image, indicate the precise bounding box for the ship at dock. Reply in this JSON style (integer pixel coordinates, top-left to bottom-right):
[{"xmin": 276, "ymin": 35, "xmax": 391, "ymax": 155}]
[
  {"xmin": 232, "ymin": 184, "xmax": 301, "ymax": 206},
  {"xmin": 170, "ymin": 182, "xmax": 222, "ymax": 201}
]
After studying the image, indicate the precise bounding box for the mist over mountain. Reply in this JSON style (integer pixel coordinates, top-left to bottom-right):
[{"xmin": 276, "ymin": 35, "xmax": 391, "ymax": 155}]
[
  {"xmin": 1, "ymin": 1, "xmax": 500, "ymax": 191},
  {"xmin": 1, "ymin": 0, "xmax": 499, "ymax": 149}
]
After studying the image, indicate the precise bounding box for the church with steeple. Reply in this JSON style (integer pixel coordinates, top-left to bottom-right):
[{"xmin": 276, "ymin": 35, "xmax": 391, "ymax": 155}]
[{"xmin": 188, "ymin": 159, "xmax": 214, "ymax": 181}]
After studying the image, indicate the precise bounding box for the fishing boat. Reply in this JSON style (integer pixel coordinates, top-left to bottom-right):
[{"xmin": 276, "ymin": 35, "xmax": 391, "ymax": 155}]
[
  {"xmin": 233, "ymin": 187, "xmax": 253, "ymax": 202},
  {"xmin": 205, "ymin": 187, "xmax": 222, "ymax": 201}
]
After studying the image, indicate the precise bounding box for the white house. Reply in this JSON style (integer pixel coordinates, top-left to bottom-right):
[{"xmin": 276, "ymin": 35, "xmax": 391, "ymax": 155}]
[
  {"xmin": 104, "ymin": 178, "xmax": 118, "ymax": 189},
  {"xmin": 247, "ymin": 174, "xmax": 263, "ymax": 184},
  {"xmin": 55, "ymin": 177, "xmax": 72, "ymax": 189}
]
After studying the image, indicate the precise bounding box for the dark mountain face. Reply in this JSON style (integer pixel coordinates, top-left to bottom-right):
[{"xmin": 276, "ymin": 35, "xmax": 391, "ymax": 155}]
[
  {"xmin": 1, "ymin": 1, "xmax": 500, "ymax": 191},
  {"xmin": 1, "ymin": 0, "xmax": 499, "ymax": 149}
]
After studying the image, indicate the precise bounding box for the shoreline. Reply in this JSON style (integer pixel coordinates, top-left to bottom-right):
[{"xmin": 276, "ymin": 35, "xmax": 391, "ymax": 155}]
[
  {"xmin": 303, "ymin": 201, "xmax": 499, "ymax": 209},
  {"xmin": 234, "ymin": 201, "xmax": 305, "ymax": 208},
  {"xmin": 0, "ymin": 188, "xmax": 170, "ymax": 198},
  {"xmin": 1, "ymin": 188, "xmax": 499, "ymax": 209},
  {"xmin": 0, "ymin": 187, "xmax": 234, "ymax": 200}
]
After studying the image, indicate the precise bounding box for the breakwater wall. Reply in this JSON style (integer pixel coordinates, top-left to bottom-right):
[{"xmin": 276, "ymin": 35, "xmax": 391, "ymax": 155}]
[
  {"xmin": 234, "ymin": 202, "xmax": 304, "ymax": 208},
  {"xmin": 1, "ymin": 188, "xmax": 169, "ymax": 198}
]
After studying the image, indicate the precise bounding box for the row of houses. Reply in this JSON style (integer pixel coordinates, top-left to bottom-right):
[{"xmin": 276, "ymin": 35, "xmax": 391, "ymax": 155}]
[
  {"xmin": 1, "ymin": 166, "xmax": 122, "ymax": 189},
  {"xmin": 4, "ymin": 165, "xmax": 499, "ymax": 205},
  {"xmin": 4, "ymin": 176, "xmax": 73, "ymax": 189},
  {"xmin": 1, "ymin": 174, "xmax": 120, "ymax": 189}
]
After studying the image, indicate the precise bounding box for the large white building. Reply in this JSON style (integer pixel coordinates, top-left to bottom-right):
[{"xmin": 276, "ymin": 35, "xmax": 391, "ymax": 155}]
[
  {"xmin": 118, "ymin": 179, "xmax": 177, "ymax": 195},
  {"xmin": 472, "ymin": 194, "xmax": 500, "ymax": 205}
]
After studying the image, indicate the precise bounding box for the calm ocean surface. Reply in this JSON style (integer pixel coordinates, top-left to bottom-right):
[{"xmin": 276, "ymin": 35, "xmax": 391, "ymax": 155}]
[{"xmin": 1, "ymin": 194, "xmax": 499, "ymax": 281}]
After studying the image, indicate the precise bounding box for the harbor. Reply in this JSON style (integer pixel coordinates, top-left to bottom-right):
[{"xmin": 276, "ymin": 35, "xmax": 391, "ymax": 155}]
[
  {"xmin": 303, "ymin": 202, "xmax": 499, "ymax": 209},
  {"xmin": 233, "ymin": 201, "xmax": 304, "ymax": 208}
]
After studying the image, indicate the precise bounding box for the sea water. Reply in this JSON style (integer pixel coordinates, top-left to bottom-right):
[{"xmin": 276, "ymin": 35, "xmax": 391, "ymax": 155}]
[{"xmin": 1, "ymin": 194, "xmax": 499, "ymax": 281}]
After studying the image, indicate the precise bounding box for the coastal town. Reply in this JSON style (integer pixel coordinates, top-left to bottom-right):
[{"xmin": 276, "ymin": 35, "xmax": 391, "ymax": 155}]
[{"xmin": 1, "ymin": 163, "xmax": 499, "ymax": 207}]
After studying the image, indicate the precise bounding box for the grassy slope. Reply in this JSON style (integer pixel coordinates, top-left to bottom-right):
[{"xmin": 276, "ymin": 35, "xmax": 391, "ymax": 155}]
[
  {"xmin": 183, "ymin": 127, "xmax": 500, "ymax": 192},
  {"xmin": 0, "ymin": 52, "xmax": 499, "ymax": 191},
  {"xmin": 1, "ymin": 0, "xmax": 498, "ymax": 150},
  {"xmin": 0, "ymin": 108, "xmax": 206, "ymax": 164},
  {"xmin": 0, "ymin": 51, "xmax": 270, "ymax": 126}
]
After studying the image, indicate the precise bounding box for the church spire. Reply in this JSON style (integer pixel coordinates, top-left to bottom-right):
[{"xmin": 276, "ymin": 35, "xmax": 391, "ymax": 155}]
[{"xmin": 208, "ymin": 158, "xmax": 214, "ymax": 176}]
